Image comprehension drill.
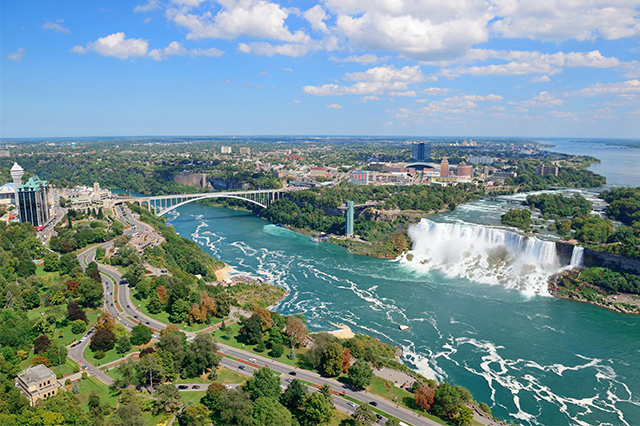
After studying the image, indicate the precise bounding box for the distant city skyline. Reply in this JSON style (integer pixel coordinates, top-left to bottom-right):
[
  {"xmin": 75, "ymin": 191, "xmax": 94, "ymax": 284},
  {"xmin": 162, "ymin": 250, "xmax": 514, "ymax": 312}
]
[{"xmin": 2, "ymin": 0, "xmax": 640, "ymax": 138}]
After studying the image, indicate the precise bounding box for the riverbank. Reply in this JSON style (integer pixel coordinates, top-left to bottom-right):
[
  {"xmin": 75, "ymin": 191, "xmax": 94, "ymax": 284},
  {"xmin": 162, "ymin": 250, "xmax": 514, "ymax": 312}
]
[{"xmin": 549, "ymin": 269, "xmax": 640, "ymax": 314}]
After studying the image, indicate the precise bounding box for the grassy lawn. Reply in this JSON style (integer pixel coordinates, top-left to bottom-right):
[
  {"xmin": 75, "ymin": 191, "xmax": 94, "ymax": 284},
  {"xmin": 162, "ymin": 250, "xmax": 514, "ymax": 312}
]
[
  {"xmin": 35, "ymin": 264, "xmax": 60, "ymax": 279},
  {"xmin": 178, "ymin": 391, "xmax": 207, "ymax": 405},
  {"xmin": 84, "ymin": 344, "xmax": 137, "ymax": 367},
  {"xmin": 328, "ymin": 410, "xmax": 351, "ymax": 426},
  {"xmin": 141, "ymin": 411, "xmax": 171, "ymax": 426},
  {"xmin": 70, "ymin": 376, "xmax": 121, "ymax": 410},
  {"xmin": 217, "ymin": 367, "xmax": 249, "ymax": 384}
]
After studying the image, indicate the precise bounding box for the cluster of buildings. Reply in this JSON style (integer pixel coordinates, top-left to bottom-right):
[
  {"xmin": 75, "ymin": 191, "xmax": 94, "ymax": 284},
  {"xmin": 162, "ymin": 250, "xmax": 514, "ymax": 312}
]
[{"xmin": 0, "ymin": 162, "xmax": 53, "ymax": 230}]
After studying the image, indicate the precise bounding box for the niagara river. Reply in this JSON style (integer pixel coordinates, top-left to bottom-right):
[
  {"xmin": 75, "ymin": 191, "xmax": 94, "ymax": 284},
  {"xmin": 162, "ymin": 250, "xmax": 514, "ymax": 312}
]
[{"xmin": 164, "ymin": 141, "xmax": 640, "ymax": 426}]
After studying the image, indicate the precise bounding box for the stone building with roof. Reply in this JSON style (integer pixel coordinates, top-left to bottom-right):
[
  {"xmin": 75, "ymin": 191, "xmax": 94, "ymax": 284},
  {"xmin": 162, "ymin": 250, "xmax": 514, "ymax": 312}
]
[{"xmin": 15, "ymin": 364, "xmax": 61, "ymax": 406}]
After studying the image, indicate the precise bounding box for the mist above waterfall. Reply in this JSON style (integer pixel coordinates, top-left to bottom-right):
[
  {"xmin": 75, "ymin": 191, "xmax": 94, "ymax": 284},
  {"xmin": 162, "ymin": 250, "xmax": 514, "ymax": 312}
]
[{"xmin": 403, "ymin": 219, "xmax": 564, "ymax": 296}]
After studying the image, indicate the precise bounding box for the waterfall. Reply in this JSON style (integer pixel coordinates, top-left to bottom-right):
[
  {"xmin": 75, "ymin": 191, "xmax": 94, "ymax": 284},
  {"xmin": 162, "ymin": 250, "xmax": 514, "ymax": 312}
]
[
  {"xmin": 570, "ymin": 246, "xmax": 584, "ymax": 267},
  {"xmin": 403, "ymin": 219, "xmax": 562, "ymax": 296}
]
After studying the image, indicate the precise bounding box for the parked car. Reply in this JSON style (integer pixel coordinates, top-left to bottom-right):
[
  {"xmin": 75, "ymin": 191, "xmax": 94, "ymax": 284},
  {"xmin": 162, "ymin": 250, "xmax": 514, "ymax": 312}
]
[
  {"xmin": 347, "ymin": 402, "xmax": 356, "ymax": 407},
  {"xmin": 178, "ymin": 385, "xmax": 188, "ymax": 390},
  {"xmin": 192, "ymin": 385, "xmax": 200, "ymax": 389},
  {"xmin": 369, "ymin": 401, "xmax": 378, "ymax": 407},
  {"xmin": 285, "ymin": 378, "xmax": 292, "ymax": 383},
  {"xmin": 239, "ymin": 365, "xmax": 246, "ymax": 370}
]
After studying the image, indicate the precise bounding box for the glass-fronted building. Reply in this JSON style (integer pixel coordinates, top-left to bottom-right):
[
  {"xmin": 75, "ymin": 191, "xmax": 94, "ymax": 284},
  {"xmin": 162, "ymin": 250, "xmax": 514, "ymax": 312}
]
[{"xmin": 17, "ymin": 176, "xmax": 50, "ymax": 230}]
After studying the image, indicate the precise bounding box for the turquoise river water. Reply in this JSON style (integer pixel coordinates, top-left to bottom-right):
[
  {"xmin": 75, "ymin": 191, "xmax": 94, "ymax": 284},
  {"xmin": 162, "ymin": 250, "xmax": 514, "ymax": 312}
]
[{"xmin": 164, "ymin": 140, "xmax": 640, "ymax": 426}]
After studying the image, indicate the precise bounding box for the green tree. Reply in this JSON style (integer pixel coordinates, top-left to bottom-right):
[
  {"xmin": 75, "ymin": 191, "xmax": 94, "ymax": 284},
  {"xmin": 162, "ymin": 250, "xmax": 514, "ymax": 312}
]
[
  {"xmin": 321, "ymin": 342, "xmax": 343, "ymax": 377},
  {"xmin": 178, "ymin": 404, "xmax": 210, "ymax": 426},
  {"xmin": 71, "ymin": 319, "xmax": 86, "ymax": 335},
  {"xmin": 21, "ymin": 289, "xmax": 40, "ymax": 309},
  {"xmin": 115, "ymin": 359, "xmax": 137, "ymax": 388},
  {"xmin": 242, "ymin": 315, "xmax": 263, "ymax": 345},
  {"xmin": 147, "ymin": 292, "xmax": 163, "ymax": 314},
  {"xmin": 158, "ymin": 332, "xmax": 186, "ymax": 368},
  {"xmin": 154, "ymin": 384, "xmax": 182, "ymax": 414},
  {"xmin": 451, "ymin": 404, "xmax": 474, "ymax": 426},
  {"xmin": 137, "ymin": 353, "xmax": 165, "ymax": 388},
  {"xmin": 78, "ymin": 277, "xmax": 103, "ymax": 308},
  {"xmin": 183, "ymin": 333, "xmax": 221, "ymax": 378},
  {"xmin": 300, "ymin": 392, "xmax": 335, "ymax": 426},
  {"xmin": 215, "ymin": 291, "xmax": 233, "ymax": 317},
  {"xmin": 72, "ymin": 381, "xmax": 81, "ymax": 394},
  {"xmin": 201, "ymin": 382, "xmax": 227, "ymax": 410},
  {"xmin": 253, "ymin": 397, "xmax": 293, "ymax": 426},
  {"xmin": 280, "ymin": 378, "xmax": 309, "ymax": 414},
  {"xmin": 169, "ymin": 299, "xmax": 190, "ymax": 323},
  {"xmin": 269, "ymin": 343, "xmax": 284, "ymax": 358},
  {"xmin": 116, "ymin": 336, "xmax": 132, "ymax": 354},
  {"xmin": 219, "ymin": 388, "xmax": 254, "ymax": 426},
  {"xmin": 242, "ymin": 366, "xmax": 281, "ymax": 401},
  {"xmin": 43, "ymin": 253, "xmax": 61, "ymax": 272},
  {"xmin": 130, "ymin": 324, "xmax": 153, "ymax": 346},
  {"xmin": 385, "ymin": 419, "xmax": 400, "ymax": 426},
  {"xmin": 348, "ymin": 359, "xmax": 374, "ymax": 389},
  {"xmin": 123, "ymin": 262, "xmax": 146, "ymax": 288}
]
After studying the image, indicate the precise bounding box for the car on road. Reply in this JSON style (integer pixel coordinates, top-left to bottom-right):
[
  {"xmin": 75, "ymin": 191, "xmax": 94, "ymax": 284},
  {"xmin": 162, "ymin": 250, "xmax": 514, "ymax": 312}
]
[
  {"xmin": 238, "ymin": 365, "xmax": 246, "ymax": 370},
  {"xmin": 145, "ymin": 321, "xmax": 150, "ymax": 325},
  {"xmin": 285, "ymin": 378, "xmax": 292, "ymax": 383},
  {"xmin": 134, "ymin": 315, "xmax": 138, "ymax": 319},
  {"xmin": 289, "ymin": 371, "xmax": 297, "ymax": 376},
  {"xmin": 347, "ymin": 402, "xmax": 356, "ymax": 408},
  {"xmin": 178, "ymin": 385, "xmax": 188, "ymax": 390},
  {"xmin": 376, "ymin": 414, "xmax": 383, "ymax": 420},
  {"xmin": 368, "ymin": 401, "xmax": 378, "ymax": 407},
  {"xmin": 249, "ymin": 358, "xmax": 256, "ymax": 362},
  {"xmin": 127, "ymin": 305, "xmax": 130, "ymax": 308},
  {"xmin": 192, "ymin": 385, "xmax": 200, "ymax": 389}
]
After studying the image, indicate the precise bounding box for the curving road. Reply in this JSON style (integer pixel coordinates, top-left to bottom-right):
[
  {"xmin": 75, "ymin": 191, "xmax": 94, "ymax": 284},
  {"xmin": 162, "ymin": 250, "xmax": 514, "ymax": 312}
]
[{"xmin": 71, "ymin": 206, "xmax": 439, "ymax": 426}]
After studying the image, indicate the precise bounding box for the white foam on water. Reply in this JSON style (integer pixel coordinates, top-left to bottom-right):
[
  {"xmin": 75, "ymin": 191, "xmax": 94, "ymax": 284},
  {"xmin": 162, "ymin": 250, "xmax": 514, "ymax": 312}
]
[{"xmin": 403, "ymin": 219, "xmax": 563, "ymax": 296}]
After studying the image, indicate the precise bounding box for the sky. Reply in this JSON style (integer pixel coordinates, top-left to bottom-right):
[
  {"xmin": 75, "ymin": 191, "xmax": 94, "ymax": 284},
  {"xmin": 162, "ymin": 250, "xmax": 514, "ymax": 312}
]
[{"xmin": 2, "ymin": 0, "xmax": 640, "ymax": 139}]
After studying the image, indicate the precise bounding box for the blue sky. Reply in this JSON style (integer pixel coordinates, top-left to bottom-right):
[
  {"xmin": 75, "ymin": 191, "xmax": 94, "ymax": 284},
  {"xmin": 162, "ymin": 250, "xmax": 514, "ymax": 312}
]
[{"xmin": 2, "ymin": 0, "xmax": 640, "ymax": 138}]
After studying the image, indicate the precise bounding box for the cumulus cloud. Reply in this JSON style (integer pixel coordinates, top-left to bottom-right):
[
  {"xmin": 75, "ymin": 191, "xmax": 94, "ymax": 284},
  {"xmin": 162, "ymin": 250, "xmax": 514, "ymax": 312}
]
[
  {"xmin": 134, "ymin": 0, "xmax": 160, "ymax": 13},
  {"xmin": 520, "ymin": 92, "xmax": 565, "ymax": 108},
  {"xmin": 7, "ymin": 48, "xmax": 24, "ymax": 62},
  {"xmin": 419, "ymin": 87, "xmax": 450, "ymax": 96},
  {"xmin": 567, "ymin": 79, "xmax": 640, "ymax": 97},
  {"xmin": 304, "ymin": 65, "xmax": 429, "ymax": 96},
  {"xmin": 166, "ymin": 0, "xmax": 310, "ymax": 43},
  {"xmin": 531, "ymin": 75, "xmax": 551, "ymax": 83},
  {"xmin": 303, "ymin": 5, "xmax": 330, "ymax": 34},
  {"xmin": 440, "ymin": 50, "xmax": 620, "ymax": 78},
  {"xmin": 392, "ymin": 92, "xmax": 503, "ymax": 118},
  {"xmin": 491, "ymin": 1, "xmax": 640, "ymax": 41},
  {"xmin": 71, "ymin": 32, "xmax": 149, "ymax": 60},
  {"xmin": 43, "ymin": 20, "xmax": 71, "ymax": 34},
  {"xmin": 325, "ymin": 104, "xmax": 342, "ymax": 108},
  {"xmin": 237, "ymin": 42, "xmax": 311, "ymax": 57},
  {"xmin": 148, "ymin": 41, "xmax": 224, "ymax": 60}
]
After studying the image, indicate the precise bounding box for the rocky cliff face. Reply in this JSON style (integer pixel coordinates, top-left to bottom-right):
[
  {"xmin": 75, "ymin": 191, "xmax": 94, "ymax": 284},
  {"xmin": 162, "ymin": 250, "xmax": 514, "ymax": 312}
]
[{"xmin": 583, "ymin": 248, "xmax": 640, "ymax": 274}]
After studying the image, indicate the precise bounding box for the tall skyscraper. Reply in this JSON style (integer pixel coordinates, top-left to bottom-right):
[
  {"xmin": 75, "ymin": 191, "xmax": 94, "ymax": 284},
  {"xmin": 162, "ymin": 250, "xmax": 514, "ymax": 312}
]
[
  {"xmin": 17, "ymin": 176, "xmax": 50, "ymax": 230},
  {"xmin": 10, "ymin": 162, "xmax": 24, "ymax": 213},
  {"xmin": 411, "ymin": 142, "xmax": 431, "ymax": 162}
]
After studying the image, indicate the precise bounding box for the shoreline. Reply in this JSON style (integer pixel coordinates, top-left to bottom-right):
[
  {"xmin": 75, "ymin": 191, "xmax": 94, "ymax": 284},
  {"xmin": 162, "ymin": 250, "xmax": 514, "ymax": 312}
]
[{"xmin": 327, "ymin": 322, "xmax": 356, "ymax": 339}]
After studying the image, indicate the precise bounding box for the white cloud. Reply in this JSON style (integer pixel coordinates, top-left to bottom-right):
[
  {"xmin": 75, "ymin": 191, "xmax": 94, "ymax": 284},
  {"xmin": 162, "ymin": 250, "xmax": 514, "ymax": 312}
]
[
  {"xmin": 7, "ymin": 48, "xmax": 24, "ymax": 62},
  {"xmin": 304, "ymin": 65, "xmax": 428, "ymax": 96},
  {"xmin": 149, "ymin": 41, "xmax": 224, "ymax": 60},
  {"xmin": 303, "ymin": 5, "xmax": 330, "ymax": 34},
  {"xmin": 294, "ymin": 100, "xmax": 301, "ymax": 103},
  {"xmin": 144, "ymin": 17, "xmax": 153, "ymax": 23},
  {"xmin": 71, "ymin": 32, "xmax": 148, "ymax": 60},
  {"xmin": 568, "ymin": 79, "xmax": 640, "ymax": 97},
  {"xmin": 282, "ymin": 67, "xmax": 293, "ymax": 72},
  {"xmin": 43, "ymin": 20, "xmax": 71, "ymax": 34},
  {"xmin": 167, "ymin": 0, "xmax": 310, "ymax": 44},
  {"xmin": 326, "ymin": 104, "xmax": 343, "ymax": 109},
  {"xmin": 344, "ymin": 65, "xmax": 426, "ymax": 83},
  {"xmin": 329, "ymin": 54, "xmax": 387, "ymax": 64},
  {"xmin": 134, "ymin": 0, "xmax": 160, "ymax": 13},
  {"xmin": 389, "ymin": 91, "xmax": 416, "ymax": 97},
  {"xmin": 440, "ymin": 50, "xmax": 620, "ymax": 78},
  {"xmin": 491, "ymin": 1, "xmax": 640, "ymax": 42},
  {"xmin": 549, "ymin": 111, "xmax": 577, "ymax": 118},
  {"xmin": 237, "ymin": 42, "xmax": 311, "ymax": 57},
  {"xmin": 359, "ymin": 96, "xmax": 380, "ymax": 102},
  {"xmin": 419, "ymin": 87, "xmax": 450, "ymax": 96},
  {"xmin": 520, "ymin": 92, "xmax": 565, "ymax": 108},
  {"xmin": 531, "ymin": 75, "xmax": 550, "ymax": 83},
  {"xmin": 394, "ymin": 93, "xmax": 503, "ymax": 117},
  {"xmin": 619, "ymin": 61, "xmax": 640, "ymax": 78}
]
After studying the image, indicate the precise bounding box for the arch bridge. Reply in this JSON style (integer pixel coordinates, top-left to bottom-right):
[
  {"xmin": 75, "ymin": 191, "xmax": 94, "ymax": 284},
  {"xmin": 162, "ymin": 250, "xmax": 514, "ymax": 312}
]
[{"xmin": 113, "ymin": 188, "xmax": 302, "ymax": 216}]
